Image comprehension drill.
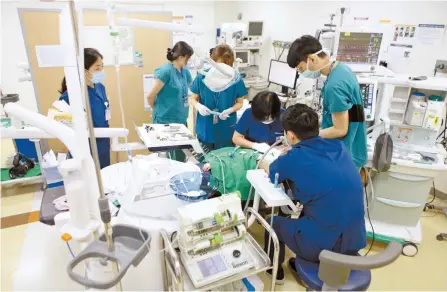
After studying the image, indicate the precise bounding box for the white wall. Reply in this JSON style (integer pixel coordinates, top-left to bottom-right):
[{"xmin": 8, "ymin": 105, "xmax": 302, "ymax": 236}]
[
  {"xmin": 214, "ymin": 1, "xmax": 447, "ymax": 78},
  {"xmin": 1, "ymin": 1, "xmax": 39, "ymax": 114},
  {"xmin": 0, "ymin": 0, "xmax": 215, "ymax": 115}
]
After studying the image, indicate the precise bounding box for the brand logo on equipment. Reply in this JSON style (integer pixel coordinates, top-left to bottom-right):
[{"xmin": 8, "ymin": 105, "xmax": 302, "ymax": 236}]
[{"xmin": 232, "ymin": 260, "xmax": 248, "ymax": 269}]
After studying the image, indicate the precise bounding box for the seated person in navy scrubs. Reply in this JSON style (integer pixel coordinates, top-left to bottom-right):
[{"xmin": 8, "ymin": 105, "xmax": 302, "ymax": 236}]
[
  {"xmin": 58, "ymin": 48, "xmax": 111, "ymax": 169},
  {"xmin": 233, "ymin": 91, "xmax": 284, "ymax": 153},
  {"xmin": 265, "ymin": 104, "xmax": 366, "ymax": 284}
]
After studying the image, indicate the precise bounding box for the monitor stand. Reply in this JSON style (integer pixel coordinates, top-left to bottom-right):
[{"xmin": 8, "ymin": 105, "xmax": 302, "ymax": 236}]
[{"xmin": 281, "ymin": 86, "xmax": 288, "ymax": 95}]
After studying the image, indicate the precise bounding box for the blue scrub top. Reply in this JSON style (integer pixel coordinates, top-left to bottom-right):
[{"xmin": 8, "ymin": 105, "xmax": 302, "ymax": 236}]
[
  {"xmin": 152, "ymin": 63, "xmax": 192, "ymax": 124},
  {"xmin": 59, "ymin": 83, "xmax": 109, "ymax": 128},
  {"xmin": 235, "ymin": 108, "xmax": 284, "ymax": 145},
  {"xmin": 321, "ymin": 62, "xmax": 367, "ymax": 168},
  {"xmin": 269, "ymin": 136, "xmax": 366, "ymax": 253},
  {"xmin": 59, "ymin": 83, "xmax": 110, "ymax": 169},
  {"xmin": 190, "ymin": 72, "xmax": 247, "ymax": 144}
]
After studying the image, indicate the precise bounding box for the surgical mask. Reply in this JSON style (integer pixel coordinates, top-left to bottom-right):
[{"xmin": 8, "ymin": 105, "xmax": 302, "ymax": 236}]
[
  {"xmin": 300, "ymin": 49, "xmax": 331, "ymax": 79},
  {"xmin": 262, "ymin": 118, "xmax": 274, "ymax": 124},
  {"xmin": 87, "ymin": 70, "xmax": 106, "ymax": 84}
]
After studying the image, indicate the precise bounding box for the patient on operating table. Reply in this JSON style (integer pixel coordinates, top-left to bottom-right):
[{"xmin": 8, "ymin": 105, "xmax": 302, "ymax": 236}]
[{"xmin": 265, "ymin": 104, "xmax": 366, "ymax": 285}]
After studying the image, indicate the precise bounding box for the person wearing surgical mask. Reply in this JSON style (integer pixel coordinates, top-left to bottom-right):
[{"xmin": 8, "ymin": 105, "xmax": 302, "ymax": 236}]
[
  {"xmin": 58, "ymin": 48, "xmax": 111, "ymax": 169},
  {"xmin": 233, "ymin": 91, "xmax": 284, "ymax": 153},
  {"xmin": 287, "ymin": 35, "xmax": 367, "ymax": 168},
  {"xmin": 265, "ymin": 104, "xmax": 366, "ymax": 284},
  {"xmin": 190, "ymin": 44, "xmax": 246, "ymax": 150},
  {"xmin": 146, "ymin": 41, "xmax": 194, "ymax": 161}
]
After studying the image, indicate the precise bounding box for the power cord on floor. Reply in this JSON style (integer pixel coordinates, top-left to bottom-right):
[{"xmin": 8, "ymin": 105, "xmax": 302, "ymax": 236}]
[
  {"xmin": 424, "ymin": 181, "xmax": 437, "ymax": 211},
  {"xmin": 364, "ymin": 184, "xmax": 375, "ymax": 256}
]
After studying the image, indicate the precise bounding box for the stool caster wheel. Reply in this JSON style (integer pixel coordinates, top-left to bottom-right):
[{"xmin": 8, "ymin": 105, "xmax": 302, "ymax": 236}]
[
  {"xmin": 402, "ymin": 241, "xmax": 418, "ymax": 257},
  {"xmin": 436, "ymin": 234, "xmax": 445, "ymax": 241}
]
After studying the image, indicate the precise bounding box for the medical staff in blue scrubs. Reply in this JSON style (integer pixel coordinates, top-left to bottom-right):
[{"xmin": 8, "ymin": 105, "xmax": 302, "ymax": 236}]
[
  {"xmin": 233, "ymin": 91, "xmax": 284, "ymax": 153},
  {"xmin": 58, "ymin": 48, "xmax": 110, "ymax": 169},
  {"xmin": 287, "ymin": 35, "xmax": 367, "ymax": 168},
  {"xmin": 190, "ymin": 44, "xmax": 247, "ymax": 150},
  {"xmin": 146, "ymin": 41, "xmax": 193, "ymax": 161},
  {"xmin": 265, "ymin": 104, "xmax": 366, "ymax": 284}
]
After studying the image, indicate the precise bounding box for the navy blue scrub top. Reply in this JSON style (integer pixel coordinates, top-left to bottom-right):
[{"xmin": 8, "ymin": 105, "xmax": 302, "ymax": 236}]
[
  {"xmin": 190, "ymin": 71, "xmax": 247, "ymax": 144},
  {"xmin": 59, "ymin": 83, "xmax": 110, "ymax": 169},
  {"xmin": 269, "ymin": 136, "xmax": 367, "ymax": 253},
  {"xmin": 59, "ymin": 83, "xmax": 109, "ymax": 128},
  {"xmin": 235, "ymin": 108, "xmax": 284, "ymax": 145}
]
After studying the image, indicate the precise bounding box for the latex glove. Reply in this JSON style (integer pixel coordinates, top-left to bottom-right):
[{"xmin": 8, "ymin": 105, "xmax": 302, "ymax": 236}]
[
  {"xmin": 194, "ymin": 103, "xmax": 211, "ymax": 116},
  {"xmin": 252, "ymin": 142, "xmax": 271, "ymax": 153},
  {"xmin": 202, "ymin": 163, "xmax": 211, "ymax": 172},
  {"xmin": 219, "ymin": 108, "xmax": 235, "ymax": 120}
]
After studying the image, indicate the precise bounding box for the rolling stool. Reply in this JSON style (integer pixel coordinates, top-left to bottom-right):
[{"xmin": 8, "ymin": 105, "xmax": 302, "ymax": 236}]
[{"xmin": 292, "ymin": 241, "xmax": 402, "ymax": 291}]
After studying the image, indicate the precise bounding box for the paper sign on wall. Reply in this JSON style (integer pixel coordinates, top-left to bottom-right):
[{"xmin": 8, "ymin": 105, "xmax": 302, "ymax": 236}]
[
  {"xmin": 143, "ymin": 74, "xmax": 154, "ymax": 111},
  {"xmin": 417, "ymin": 24, "xmax": 446, "ymax": 45},
  {"xmin": 393, "ymin": 24, "xmax": 416, "ymax": 42}
]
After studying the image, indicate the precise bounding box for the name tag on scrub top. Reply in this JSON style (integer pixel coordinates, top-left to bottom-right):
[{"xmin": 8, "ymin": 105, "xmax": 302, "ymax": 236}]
[
  {"xmin": 183, "ymin": 95, "xmax": 189, "ymax": 108},
  {"xmin": 105, "ymin": 102, "xmax": 111, "ymax": 121}
]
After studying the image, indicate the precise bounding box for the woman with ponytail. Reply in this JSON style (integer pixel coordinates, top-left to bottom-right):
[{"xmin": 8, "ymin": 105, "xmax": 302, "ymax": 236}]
[
  {"xmin": 190, "ymin": 44, "xmax": 247, "ymax": 150},
  {"xmin": 146, "ymin": 41, "xmax": 193, "ymax": 161}
]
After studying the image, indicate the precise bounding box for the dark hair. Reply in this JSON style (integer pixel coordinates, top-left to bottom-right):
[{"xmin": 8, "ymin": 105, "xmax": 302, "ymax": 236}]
[
  {"xmin": 281, "ymin": 103, "xmax": 319, "ymax": 141},
  {"xmin": 211, "ymin": 44, "xmax": 234, "ymax": 67},
  {"xmin": 287, "ymin": 35, "xmax": 327, "ymax": 68},
  {"xmin": 59, "ymin": 48, "xmax": 103, "ymax": 94},
  {"xmin": 251, "ymin": 91, "xmax": 281, "ymax": 121},
  {"xmin": 167, "ymin": 41, "xmax": 194, "ymax": 62}
]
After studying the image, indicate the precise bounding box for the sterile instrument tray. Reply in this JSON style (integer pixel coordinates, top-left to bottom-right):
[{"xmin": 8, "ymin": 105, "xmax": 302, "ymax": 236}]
[
  {"xmin": 161, "ymin": 207, "xmax": 280, "ymax": 291},
  {"xmin": 39, "ymin": 185, "xmax": 66, "ymax": 225}
]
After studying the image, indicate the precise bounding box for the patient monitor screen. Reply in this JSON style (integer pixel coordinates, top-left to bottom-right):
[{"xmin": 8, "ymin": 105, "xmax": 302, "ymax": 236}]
[
  {"xmin": 336, "ymin": 32, "xmax": 383, "ymax": 65},
  {"xmin": 198, "ymin": 255, "xmax": 227, "ymax": 278},
  {"xmin": 268, "ymin": 60, "xmax": 298, "ymax": 89}
]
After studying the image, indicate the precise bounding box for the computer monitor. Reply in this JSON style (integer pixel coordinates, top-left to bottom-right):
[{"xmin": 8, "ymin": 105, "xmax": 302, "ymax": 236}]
[
  {"xmin": 235, "ymin": 51, "xmax": 250, "ymax": 64},
  {"xmin": 248, "ymin": 21, "xmax": 263, "ymax": 37},
  {"xmin": 332, "ymin": 29, "xmax": 384, "ymax": 72},
  {"xmin": 268, "ymin": 60, "xmax": 298, "ymax": 93}
]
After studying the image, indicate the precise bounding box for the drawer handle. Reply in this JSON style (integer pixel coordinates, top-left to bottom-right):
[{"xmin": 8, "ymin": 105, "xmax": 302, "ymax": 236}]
[{"xmin": 376, "ymin": 197, "xmax": 421, "ymax": 208}]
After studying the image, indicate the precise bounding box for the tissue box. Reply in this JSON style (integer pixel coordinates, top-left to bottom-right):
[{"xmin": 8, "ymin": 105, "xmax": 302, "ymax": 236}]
[{"xmin": 48, "ymin": 108, "xmax": 72, "ymax": 126}]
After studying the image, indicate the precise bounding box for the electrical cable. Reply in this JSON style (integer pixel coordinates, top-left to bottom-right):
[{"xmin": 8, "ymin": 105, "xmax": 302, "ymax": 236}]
[
  {"xmin": 209, "ymin": 153, "xmax": 226, "ymax": 194},
  {"xmin": 364, "ymin": 184, "xmax": 375, "ymax": 256},
  {"xmin": 363, "ymin": 168, "xmax": 374, "ymax": 256},
  {"xmin": 427, "ymin": 181, "xmax": 437, "ymax": 204},
  {"xmin": 278, "ymin": 48, "xmax": 285, "ymax": 61},
  {"xmin": 66, "ymin": 242, "xmax": 76, "ymax": 258}
]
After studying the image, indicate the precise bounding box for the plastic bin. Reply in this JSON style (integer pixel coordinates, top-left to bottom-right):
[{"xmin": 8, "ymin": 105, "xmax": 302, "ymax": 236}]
[{"xmin": 41, "ymin": 162, "xmax": 64, "ymax": 188}]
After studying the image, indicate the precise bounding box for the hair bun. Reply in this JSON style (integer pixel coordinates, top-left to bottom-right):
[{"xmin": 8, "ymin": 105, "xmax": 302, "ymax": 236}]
[{"xmin": 167, "ymin": 48, "xmax": 173, "ymax": 54}]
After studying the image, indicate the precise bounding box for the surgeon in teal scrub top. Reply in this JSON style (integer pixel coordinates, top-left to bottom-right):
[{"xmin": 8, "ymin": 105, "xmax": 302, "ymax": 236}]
[
  {"xmin": 58, "ymin": 48, "xmax": 111, "ymax": 169},
  {"xmin": 190, "ymin": 44, "xmax": 247, "ymax": 150},
  {"xmin": 146, "ymin": 41, "xmax": 193, "ymax": 161},
  {"xmin": 287, "ymin": 35, "xmax": 367, "ymax": 168}
]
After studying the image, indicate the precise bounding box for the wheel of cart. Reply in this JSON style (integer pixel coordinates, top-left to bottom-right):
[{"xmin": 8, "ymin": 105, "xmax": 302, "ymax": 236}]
[
  {"xmin": 160, "ymin": 207, "xmax": 280, "ymax": 291},
  {"xmin": 402, "ymin": 241, "xmax": 418, "ymax": 257},
  {"xmin": 436, "ymin": 233, "xmax": 447, "ymax": 241}
]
